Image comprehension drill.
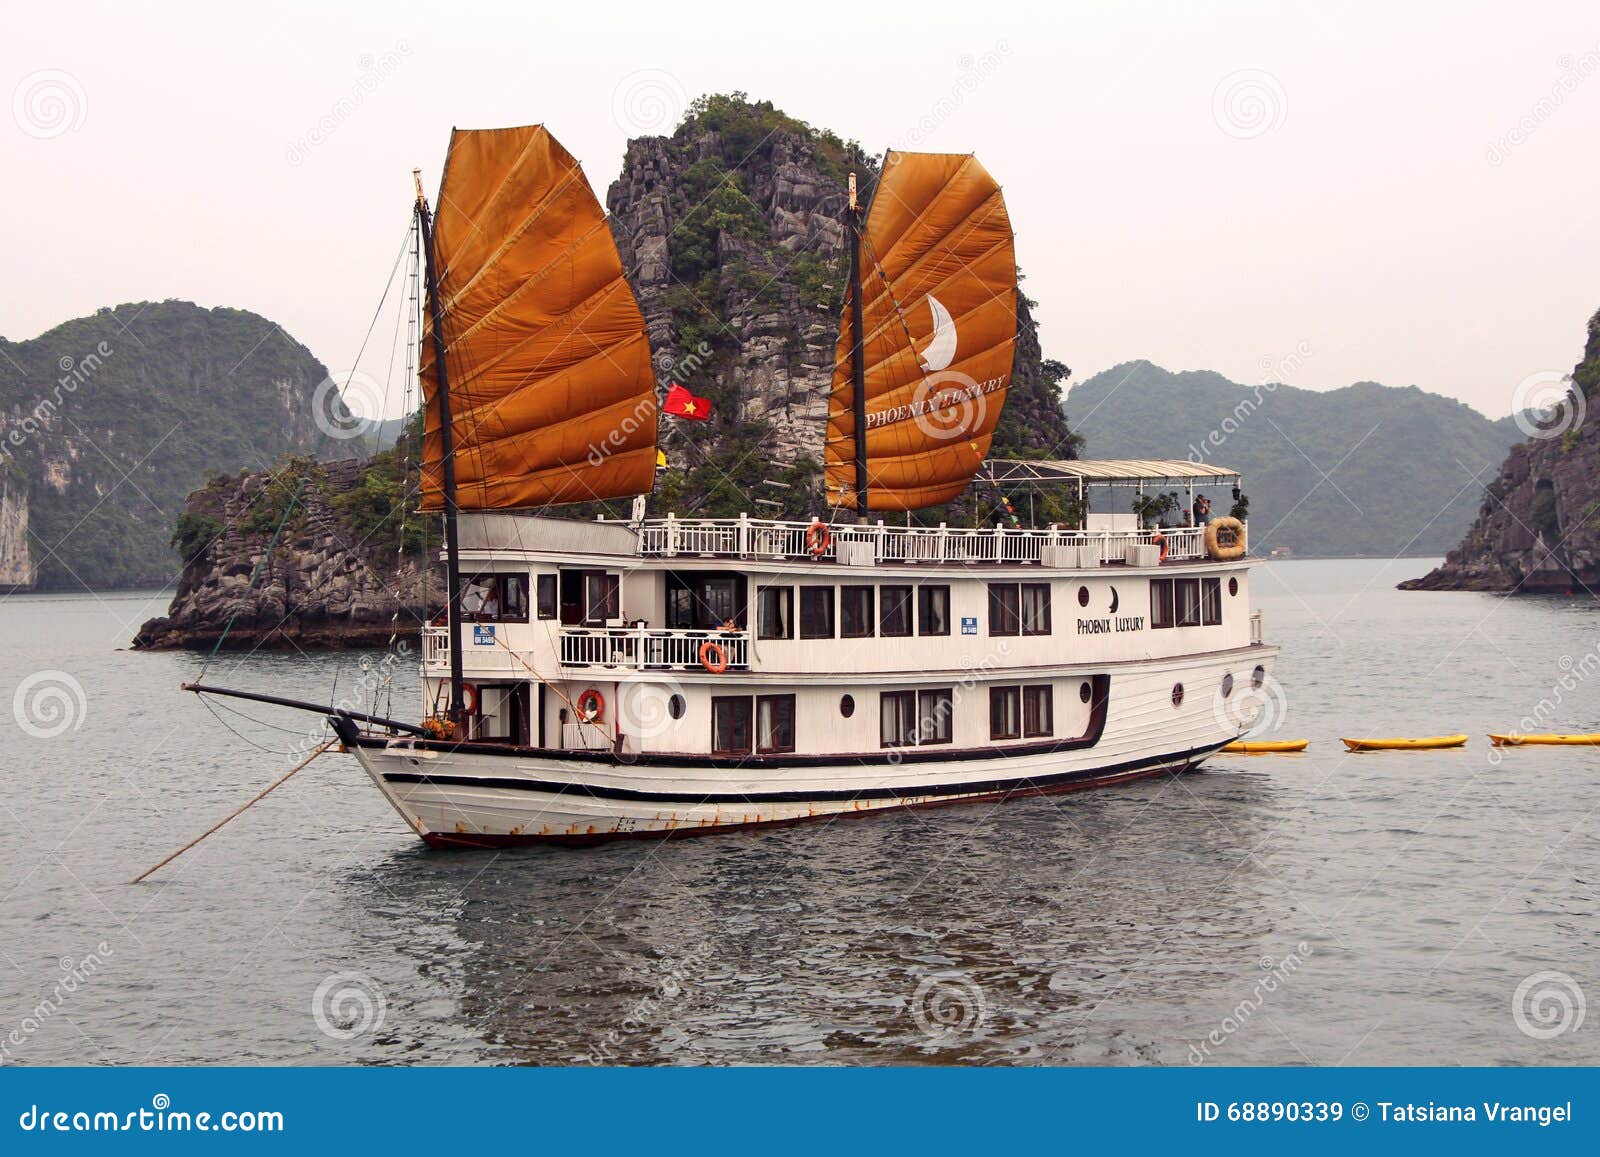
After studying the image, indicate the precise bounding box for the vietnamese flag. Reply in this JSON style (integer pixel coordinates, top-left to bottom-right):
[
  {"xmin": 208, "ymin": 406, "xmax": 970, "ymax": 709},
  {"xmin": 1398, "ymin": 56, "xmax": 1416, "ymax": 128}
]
[{"xmin": 663, "ymin": 382, "xmax": 711, "ymax": 420}]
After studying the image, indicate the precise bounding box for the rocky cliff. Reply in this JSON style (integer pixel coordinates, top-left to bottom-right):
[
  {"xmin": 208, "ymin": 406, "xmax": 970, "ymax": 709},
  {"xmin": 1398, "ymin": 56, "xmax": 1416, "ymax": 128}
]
[
  {"xmin": 132, "ymin": 455, "xmax": 439, "ymax": 650},
  {"xmin": 1400, "ymin": 309, "xmax": 1600, "ymax": 592},
  {"xmin": 0, "ymin": 301, "xmax": 348, "ymax": 590}
]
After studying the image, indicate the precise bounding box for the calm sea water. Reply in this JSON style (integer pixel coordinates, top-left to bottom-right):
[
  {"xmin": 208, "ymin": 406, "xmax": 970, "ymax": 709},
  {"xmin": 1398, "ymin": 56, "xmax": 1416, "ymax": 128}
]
[{"xmin": 1, "ymin": 560, "xmax": 1596, "ymax": 1066}]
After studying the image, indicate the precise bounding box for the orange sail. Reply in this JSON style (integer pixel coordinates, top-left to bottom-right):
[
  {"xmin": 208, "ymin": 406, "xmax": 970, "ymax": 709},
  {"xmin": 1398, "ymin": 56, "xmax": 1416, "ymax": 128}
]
[
  {"xmin": 824, "ymin": 151, "xmax": 1017, "ymax": 511},
  {"xmin": 419, "ymin": 126, "xmax": 657, "ymax": 510}
]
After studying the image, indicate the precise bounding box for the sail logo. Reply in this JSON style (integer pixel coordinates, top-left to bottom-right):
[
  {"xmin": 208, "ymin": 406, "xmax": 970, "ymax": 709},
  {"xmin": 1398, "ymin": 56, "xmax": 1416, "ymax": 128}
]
[
  {"xmin": 918, "ymin": 294, "xmax": 957, "ymax": 372},
  {"xmin": 866, "ymin": 370, "xmax": 1005, "ymax": 439}
]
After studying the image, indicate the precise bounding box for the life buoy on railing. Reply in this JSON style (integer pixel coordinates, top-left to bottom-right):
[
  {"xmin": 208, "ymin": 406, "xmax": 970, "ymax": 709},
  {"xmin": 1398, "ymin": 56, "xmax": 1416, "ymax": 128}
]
[
  {"xmin": 1205, "ymin": 517, "xmax": 1247, "ymax": 561},
  {"xmin": 1150, "ymin": 532, "xmax": 1169, "ymax": 562},
  {"xmin": 460, "ymin": 682, "xmax": 479, "ymax": 715},
  {"xmin": 575, "ymin": 688, "xmax": 605, "ymax": 723},
  {"xmin": 699, "ymin": 640, "xmax": 729, "ymax": 674},
  {"xmin": 806, "ymin": 519, "xmax": 833, "ymax": 558}
]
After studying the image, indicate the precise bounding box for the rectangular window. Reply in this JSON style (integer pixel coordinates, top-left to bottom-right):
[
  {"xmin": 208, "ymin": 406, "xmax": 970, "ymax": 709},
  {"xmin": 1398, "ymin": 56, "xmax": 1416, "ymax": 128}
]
[
  {"xmin": 667, "ymin": 586, "xmax": 695, "ymax": 629},
  {"xmin": 1021, "ymin": 583, "xmax": 1052, "ymax": 636},
  {"xmin": 1201, "ymin": 577, "xmax": 1222, "ymax": 626},
  {"xmin": 800, "ymin": 587, "xmax": 835, "ymax": 639},
  {"xmin": 918, "ymin": 689, "xmax": 953, "ymax": 745},
  {"xmin": 1175, "ymin": 578, "xmax": 1201, "ymax": 627},
  {"xmin": 462, "ymin": 574, "xmax": 530, "ymax": 623},
  {"xmin": 918, "ymin": 585, "xmax": 950, "ymax": 636},
  {"xmin": 1150, "ymin": 579, "xmax": 1175, "ymax": 629},
  {"xmin": 990, "ymin": 685, "xmax": 1021, "ymax": 740},
  {"xmin": 1023, "ymin": 685, "xmax": 1053, "ymax": 738},
  {"xmin": 880, "ymin": 690, "xmax": 917, "ymax": 748},
  {"xmin": 841, "ymin": 585, "xmax": 875, "ymax": 639},
  {"xmin": 756, "ymin": 695, "xmax": 795, "ymax": 754},
  {"xmin": 536, "ymin": 573, "xmax": 557, "ymax": 620},
  {"xmin": 757, "ymin": 586, "xmax": 793, "ymax": 640},
  {"xmin": 584, "ymin": 572, "xmax": 620, "ymax": 625},
  {"xmin": 711, "ymin": 696, "xmax": 753, "ymax": 756},
  {"xmin": 988, "ymin": 583, "xmax": 1021, "ymax": 636},
  {"xmin": 880, "ymin": 585, "xmax": 913, "ymax": 637}
]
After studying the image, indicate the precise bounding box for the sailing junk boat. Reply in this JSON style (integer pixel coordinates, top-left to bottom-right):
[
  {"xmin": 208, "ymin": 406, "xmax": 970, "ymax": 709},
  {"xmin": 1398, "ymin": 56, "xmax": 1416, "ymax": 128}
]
[{"xmin": 189, "ymin": 126, "xmax": 1278, "ymax": 846}]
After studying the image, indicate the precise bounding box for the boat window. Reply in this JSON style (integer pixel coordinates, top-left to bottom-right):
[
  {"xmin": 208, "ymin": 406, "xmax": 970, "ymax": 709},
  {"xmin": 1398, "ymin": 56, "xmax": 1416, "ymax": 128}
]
[
  {"xmin": 1079, "ymin": 681, "xmax": 1093, "ymax": 704},
  {"xmin": 756, "ymin": 694, "xmax": 796, "ymax": 754},
  {"xmin": 536, "ymin": 573, "xmax": 557, "ymax": 620},
  {"xmin": 1201, "ymin": 577, "xmax": 1222, "ymax": 625},
  {"xmin": 1175, "ymin": 578, "xmax": 1201, "ymax": 627},
  {"xmin": 800, "ymin": 587, "xmax": 835, "ymax": 639},
  {"xmin": 1149, "ymin": 579, "xmax": 1175, "ymax": 629},
  {"xmin": 757, "ymin": 586, "xmax": 793, "ymax": 640},
  {"xmin": 1023, "ymin": 685, "xmax": 1053, "ymax": 738},
  {"xmin": 1228, "ymin": 576, "xmax": 1239, "ymax": 597},
  {"xmin": 667, "ymin": 586, "xmax": 695, "ymax": 629},
  {"xmin": 1220, "ymin": 673, "xmax": 1234, "ymax": 699},
  {"xmin": 841, "ymin": 586, "xmax": 875, "ymax": 639},
  {"xmin": 462, "ymin": 574, "xmax": 530, "ymax": 624},
  {"xmin": 585, "ymin": 572, "xmax": 621, "ymax": 625},
  {"xmin": 668, "ymin": 693, "xmax": 687, "ymax": 720},
  {"xmin": 839, "ymin": 694, "xmax": 855, "ymax": 718},
  {"xmin": 918, "ymin": 585, "xmax": 950, "ymax": 636},
  {"xmin": 880, "ymin": 585, "xmax": 913, "ymax": 637},
  {"xmin": 1171, "ymin": 683, "xmax": 1185, "ymax": 708},
  {"xmin": 1021, "ymin": 584, "xmax": 1052, "ymax": 636},
  {"xmin": 988, "ymin": 583, "xmax": 1021, "ymax": 636},
  {"xmin": 917, "ymin": 689, "xmax": 953, "ymax": 745},
  {"xmin": 711, "ymin": 696, "xmax": 753, "ymax": 756},
  {"xmin": 880, "ymin": 690, "xmax": 918, "ymax": 748},
  {"xmin": 990, "ymin": 685, "xmax": 1021, "ymax": 740},
  {"xmin": 666, "ymin": 573, "xmax": 746, "ymax": 630}
]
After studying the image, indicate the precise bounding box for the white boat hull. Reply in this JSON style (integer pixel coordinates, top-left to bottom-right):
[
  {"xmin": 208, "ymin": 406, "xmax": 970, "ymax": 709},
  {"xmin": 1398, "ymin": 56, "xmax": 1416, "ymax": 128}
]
[{"xmin": 342, "ymin": 649, "xmax": 1273, "ymax": 846}]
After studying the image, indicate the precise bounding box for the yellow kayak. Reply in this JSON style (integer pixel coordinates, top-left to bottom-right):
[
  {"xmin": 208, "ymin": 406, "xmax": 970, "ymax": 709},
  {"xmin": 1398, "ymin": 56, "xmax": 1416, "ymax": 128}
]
[
  {"xmin": 1488, "ymin": 733, "xmax": 1600, "ymax": 747},
  {"xmin": 1222, "ymin": 740, "xmax": 1309, "ymax": 753},
  {"xmin": 1342, "ymin": 734, "xmax": 1468, "ymax": 752}
]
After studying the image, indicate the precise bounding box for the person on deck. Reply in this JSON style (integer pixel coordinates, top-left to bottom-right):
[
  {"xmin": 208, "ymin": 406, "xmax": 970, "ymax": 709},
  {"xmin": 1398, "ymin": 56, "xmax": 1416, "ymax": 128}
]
[{"xmin": 1193, "ymin": 494, "xmax": 1212, "ymax": 526}]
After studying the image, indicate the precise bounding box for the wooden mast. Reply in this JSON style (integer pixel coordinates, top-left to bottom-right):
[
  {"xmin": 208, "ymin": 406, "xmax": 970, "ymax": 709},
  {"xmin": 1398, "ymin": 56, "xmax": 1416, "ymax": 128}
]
[
  {"xmin": 414, "ymin": 170, "xmax": 466, "ymax": 724},
  {"xmin": 847, "ymin": 172, "xmax": 869, "ymax": 518}
]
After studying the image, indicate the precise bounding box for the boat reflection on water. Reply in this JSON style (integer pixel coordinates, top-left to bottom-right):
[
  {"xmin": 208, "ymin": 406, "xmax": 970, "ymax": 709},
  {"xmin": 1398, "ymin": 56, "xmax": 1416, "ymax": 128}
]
[{"xmin": 373, "ymin": 766, "xmax": 1284, "ymax": 1065}]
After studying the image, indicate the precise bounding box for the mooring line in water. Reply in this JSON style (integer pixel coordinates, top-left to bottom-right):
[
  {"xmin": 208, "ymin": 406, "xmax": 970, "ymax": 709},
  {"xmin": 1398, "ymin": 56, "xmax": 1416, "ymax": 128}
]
[{"xmin": 128, "ymin": 741, "xmax": 334, "ymax": 885}]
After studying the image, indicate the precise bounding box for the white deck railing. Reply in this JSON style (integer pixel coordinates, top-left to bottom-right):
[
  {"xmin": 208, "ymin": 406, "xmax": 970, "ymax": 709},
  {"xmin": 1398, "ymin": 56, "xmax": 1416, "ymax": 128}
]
[
  {"xmin": 634, "ymin": 514, "xmax": 1211, "ymax": 566},
  {"xmin": 560, "ymin": 626, "xmax": 749, "ymax": 671}
]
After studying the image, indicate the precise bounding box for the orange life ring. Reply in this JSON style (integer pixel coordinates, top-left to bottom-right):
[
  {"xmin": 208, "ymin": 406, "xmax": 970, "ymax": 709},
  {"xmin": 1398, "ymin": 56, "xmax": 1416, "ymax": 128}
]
[
  {"xmin": 575, "ymin": 688, "xmax": 605, "ymax": 723},
  {"xmin": 806, "ymin": 520, "xmax": 833, "ymax": 558},
  {"xmin": 460, "ymin": 682, "xmax": 479, "ymax": 714},
  {"xmin": 699, "ymin": 640, "xmax": 728, "ymax": 674},
  {"xmin": 1151, "ymin": 532, "xmax": 1169, "ymax": 562}
]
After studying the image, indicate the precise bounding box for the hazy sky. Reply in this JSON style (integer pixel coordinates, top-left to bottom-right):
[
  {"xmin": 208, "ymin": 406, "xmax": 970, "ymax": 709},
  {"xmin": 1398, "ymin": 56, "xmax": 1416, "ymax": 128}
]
[{"xmin": 5, "ymin": 0, "xmax": 1598, "ymax": 421}]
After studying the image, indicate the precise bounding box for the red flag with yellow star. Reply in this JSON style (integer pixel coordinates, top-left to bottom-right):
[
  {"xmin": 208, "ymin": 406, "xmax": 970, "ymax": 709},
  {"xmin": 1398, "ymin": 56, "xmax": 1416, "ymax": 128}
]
[{"xmin": 663, "ymin": 383, "xmax": 711, "ymax": 420}]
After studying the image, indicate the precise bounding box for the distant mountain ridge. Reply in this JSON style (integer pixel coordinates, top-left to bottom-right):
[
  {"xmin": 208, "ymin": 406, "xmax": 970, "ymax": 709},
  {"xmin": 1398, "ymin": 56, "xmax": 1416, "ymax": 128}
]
[{"xmin": 1064, "ymin": 361, "xmax": 1523, "ymax": 556}]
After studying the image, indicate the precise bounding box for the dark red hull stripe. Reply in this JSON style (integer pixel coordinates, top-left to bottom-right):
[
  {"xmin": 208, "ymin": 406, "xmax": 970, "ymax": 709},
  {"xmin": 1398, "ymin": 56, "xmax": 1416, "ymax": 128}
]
[{"xmin": 379, "ymin": 740, "xmax": 1225, "ymax": 806}]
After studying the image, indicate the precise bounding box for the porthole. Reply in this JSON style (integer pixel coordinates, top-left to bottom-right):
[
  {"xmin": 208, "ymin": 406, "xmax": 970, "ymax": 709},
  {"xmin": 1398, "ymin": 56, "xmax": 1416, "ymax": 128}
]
[
  {"xmin": 1171, "ymin": 683, "xmax": 1185, "ymax": 708},
  {"xmin": 840, "ymin": 694, "xmax": 855, "ymax": 718},
  {"xmin": 667, "ymin": 693, "xmax": 686, "ymax": 720},
  {"xmin": 1251, "ymin": 664, "xmax": 1266, "ymax": 689},
  {"xmin": 1221, "ymin": 673, "xmax": 1234, "ymax": 698},
  {"xmin": 1079, "ymin": 681, "xmax": 1093, "ymax": 704},
  {"xmin": 1077, "ymin": 585, "xmax": 1090, "ymax": 607},
  {"xmin": 1228, "ymin": 577, "xmax": 1239, "ymax": 597}
]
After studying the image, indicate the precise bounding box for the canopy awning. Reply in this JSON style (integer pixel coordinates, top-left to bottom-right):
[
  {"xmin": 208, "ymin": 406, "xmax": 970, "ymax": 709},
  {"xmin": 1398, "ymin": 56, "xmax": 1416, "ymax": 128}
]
[{"xmin": 986, "ymin": 458, "xmax": 1241, "ymax": 487}]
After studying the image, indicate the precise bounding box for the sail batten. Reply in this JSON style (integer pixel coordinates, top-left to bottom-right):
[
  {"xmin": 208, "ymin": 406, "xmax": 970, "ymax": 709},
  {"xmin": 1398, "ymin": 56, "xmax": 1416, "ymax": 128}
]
[
  {"xmin": 420, "ymin": 125, "xmax": 658, "ymax": 512},
  {"xmin": 825, "ymin": 150, "xmax": 1017, "ymax": 512}
]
